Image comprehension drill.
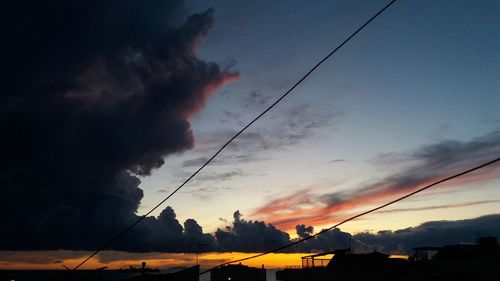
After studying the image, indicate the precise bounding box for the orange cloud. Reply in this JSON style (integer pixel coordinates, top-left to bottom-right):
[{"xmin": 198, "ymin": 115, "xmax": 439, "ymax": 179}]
[
  {"xmin": 184, "ymin": 72, "xmax": 240, "ymax": 118},
  {"xmin": 252, "ymin": 161, "xmax": 500, "ymax": 232}
]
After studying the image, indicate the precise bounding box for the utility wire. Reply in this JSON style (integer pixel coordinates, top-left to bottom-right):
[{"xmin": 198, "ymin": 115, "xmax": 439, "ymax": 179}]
[
  {"xmin": 73, "ymin": 0, "xmax": 398, "ymax": 270},
  {"xmin": 197, "ymin": 156, "xmax": 500, "ymax": 276}
]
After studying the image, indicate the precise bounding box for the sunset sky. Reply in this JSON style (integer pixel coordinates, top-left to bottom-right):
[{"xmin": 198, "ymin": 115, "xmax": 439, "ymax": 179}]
[
  {"xmin": 1, "ymin": 0, "xmax": 499, "ymax": 271},
  {"xmin": 138, "ymin": 0, "xmax": 500, "ymax": 233}
]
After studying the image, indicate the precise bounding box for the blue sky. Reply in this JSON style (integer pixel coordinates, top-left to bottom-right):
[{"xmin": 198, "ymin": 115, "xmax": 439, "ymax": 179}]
[
  {"xmin": 137, "ymin": 0, "xmax": 500, "ymax": 234},
  {"xmin": 1, "ymin": 0, "xmax": 500, "ymax": 271}
]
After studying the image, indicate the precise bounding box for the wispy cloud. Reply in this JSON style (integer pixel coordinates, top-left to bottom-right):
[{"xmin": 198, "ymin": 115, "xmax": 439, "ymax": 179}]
[
  {"xmin": 327, "ymin": 159, "xmax": 347, "ymax": 163},
  {"xmin": 189, "ymin": 102, "xmax": 342, "ymax": 169},
  {"xmin": 158, "ymin": 169, "xmax": 242, "ymax": 199},
  {"xmin": 377, "ymin": 199, "xmax": 500, "ymax": 214},
  {"xmin": 193, "ymin": 169, "xmax": 244, "ymax": 182},
  {"xmin": 253, "ymin": 131, "xmax": 500, "ymax": 231}
]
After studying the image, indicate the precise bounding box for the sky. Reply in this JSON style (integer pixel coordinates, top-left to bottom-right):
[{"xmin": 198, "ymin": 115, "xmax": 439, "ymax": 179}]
[
  {"xmin": 1, "ymin": 0, "xmax": 499, "ymax": 270},
  {"xmin": 139, "ymin": 0, "xmax": 500, "ymax": 232}
]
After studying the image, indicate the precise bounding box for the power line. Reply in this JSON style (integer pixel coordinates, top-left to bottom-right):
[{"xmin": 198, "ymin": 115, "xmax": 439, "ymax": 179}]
[
  {"xmin": 73, "ymin": 0, "xmax": 398, "ymax": 270},
  {"xmin": 197, "ymin": 156, "xmax": 500, "ymax": 276}
]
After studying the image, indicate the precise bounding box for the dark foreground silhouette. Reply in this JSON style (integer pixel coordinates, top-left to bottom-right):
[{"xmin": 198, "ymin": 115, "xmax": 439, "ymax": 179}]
[
  {"xmin": 276, "ymin": 236, "xmax": 500, "ymax": 281},
  {"xmin": 1, "ymin": 237, "xmax": 499, "ymax": 281}
]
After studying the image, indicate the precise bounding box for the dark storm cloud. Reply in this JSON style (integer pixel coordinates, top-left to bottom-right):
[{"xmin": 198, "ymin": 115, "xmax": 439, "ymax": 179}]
[
  {"xmin": 0, "ymin": 0, "xmax": 238, "ymax": 251},
  {"xmin": 212, "ymin": 214, "xmax": 500, "ymax": 254},
  {"xmin": 215, "ymin": 211, "xmax": 291, "ymax": 252},
  {"xmin": 213, "ymin": 211, "xmax": 349, "ymax": 253},
  {"xmin": 294, "ymin": 228, "xmax": 352, "ymax": 253},
  {"xmin": 295, "ymin": 224, "xmax": 314, "ymax": 239},
  {"xmin": 352, "ymin": 215, "xmax": 500, "ymax": 254}
]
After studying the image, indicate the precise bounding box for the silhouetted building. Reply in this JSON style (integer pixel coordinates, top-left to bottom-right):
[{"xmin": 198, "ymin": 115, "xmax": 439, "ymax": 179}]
[
  {"xmin": 277, "ymin": 248, "xmax": 409, "ymax": 281},
  {"xmin": 120, "ymin": 261, "xmax": 160, "ymax": 274},
  {"xmin": 0, "ymin": 269, "xmax": 122, "ymax": 281},
  {"xmin": 211, "ymin": 263, "xmax": 266, "ymax": 281},
  {"xmin": 410, "ymin": 236, "xmax": 500, "ymax": 280},
  {"xmin": 0, "ymin": 266, "xmax": 199, "ymax": 281},
  {"xmin": 123, "ymin": 265, "xmax": 199, "ymax": 281},
  {"xmin": 277, "ymin": 237, "xmax": 500, "ymax": 281},
  {"xmin": 300, "ymin": 250, "xmax": 336, "ymax": 268}
]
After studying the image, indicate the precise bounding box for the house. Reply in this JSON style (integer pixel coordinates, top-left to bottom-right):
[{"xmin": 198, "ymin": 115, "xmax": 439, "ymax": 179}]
[
  {"xmin": 410, "ymin": 236, "xmax": 500, "ymax": 280},
  {"xmin": 276, "ymin": 248, "xmax": 409, "ymax": 281},
  {"xmin": 277, "ymin": 237, "xmax": 500, "ymax": 281}
]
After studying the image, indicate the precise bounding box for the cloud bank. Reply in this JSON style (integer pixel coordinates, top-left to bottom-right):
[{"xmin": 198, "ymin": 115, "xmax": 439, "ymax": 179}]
[
  {"xmin": 2, "ymin": 207, "xmax": 497, "ymax": 256},
  {"xmin": 212, "ymin": 213, "xmax": 500, "ymax": 255},
  {"xmin": 352, "ymin": 214, "xmax": 500, "ymax": 254},
  {"xmin": 0, "ymin": 0, "xmax": 237, "ymax": 251}
]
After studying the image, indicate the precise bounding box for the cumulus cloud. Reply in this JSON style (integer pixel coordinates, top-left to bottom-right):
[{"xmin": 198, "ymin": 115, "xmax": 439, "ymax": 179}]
[
  {"xmin": 212, "ymin": 214, "xmax": 500, "ymax": 255},
  {"xmin": 295, "ymin": 224, "xmax": 314, "ymax": 239},
  {"xmin": 214, "ymin": 211, "xmax": 291, "ymax": 252},
  {"xmin": 0, "ymin": 0, "xmax": 237, "ymax": 251},
  {"xmin": 295, "ymin": 228, "xmax": 352, "ymax": 253}
]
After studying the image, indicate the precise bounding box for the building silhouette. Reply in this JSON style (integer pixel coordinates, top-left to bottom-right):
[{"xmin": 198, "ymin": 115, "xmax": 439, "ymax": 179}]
[
  {"xmin": 277, "ymin": 237, "xmax": 500, "ymax": 281},
  {"xmin": 277, "ymin": 248, "xmax": 409, "ymax": 281},
  {"xmin": 410, "ymin": 236, "xmax": 500, "ymax": 280},
  {"xmin": 122, "ymin": 265, "xmax": 199, "ymax": 281},
  {"xmin": 211, "ymin": 263, "xmax": 266, "ymax": 281}
]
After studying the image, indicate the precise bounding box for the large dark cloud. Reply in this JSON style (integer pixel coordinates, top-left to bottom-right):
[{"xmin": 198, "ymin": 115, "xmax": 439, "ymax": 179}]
[
  {"xmin": 0, "ymin": 0, "xmax": 237, "ymax": 251},
  {"xmin": 212, "ymin": 211, "xmax": 348, "ymax": 253},
  {"xmin": 215, "ymin": 211, "xmax": 291, "ymax": 252},
  {"xmin": 295, "ymin": 224, "xmax": 314, "ymax": 239},
  {"xmin": 2, "ymin": 214, "xmax": 499, "ymax": 266},
  {"xmin": 115, "ymin": 207, "xmax": 217, "ymax": 253},
  {"xmin": 294, "ymin": 228, "xmax": 352, "ymax": 253},
  {"xmin": 212, "ymin": 214, "xmax": 500, "ymax": 254},
  {"xmin": 204, "ymin": 210, "xmax": 349, "ymax": 253}
]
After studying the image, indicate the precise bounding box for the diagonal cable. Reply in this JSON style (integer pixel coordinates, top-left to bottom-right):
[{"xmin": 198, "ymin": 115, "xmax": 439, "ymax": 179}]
[
  {"xmin": 73, "ymin": 0, "xmax": 398, "ymax": 270},
  {"xmin": 197, "ymin": 155, "xmax": 500, "ymax": 276}
]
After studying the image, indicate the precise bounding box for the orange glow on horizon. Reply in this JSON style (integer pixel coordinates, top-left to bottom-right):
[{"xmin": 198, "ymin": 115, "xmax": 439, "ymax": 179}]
[
  {"xmin": 389, "ymin": 255, "xmax": 409, "ymax": 260},
  {"xmin": 0, "ymin": 251, "xmax": 308, "ymax": 270}
]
